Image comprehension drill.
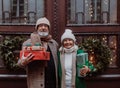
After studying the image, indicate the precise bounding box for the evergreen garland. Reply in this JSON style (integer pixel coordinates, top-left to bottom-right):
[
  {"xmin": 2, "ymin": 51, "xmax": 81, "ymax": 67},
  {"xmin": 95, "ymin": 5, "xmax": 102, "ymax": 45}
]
[
  {"xmin": 79, "ymin": 38, "xmax": 111, "ymax": 73},
  {"xmin": 0, "ymin": 36, "xmax": 111, "ymax": 73},
  {"xmin": 0, "ymin": 36, "xmax": 27, "ymax": 71}
]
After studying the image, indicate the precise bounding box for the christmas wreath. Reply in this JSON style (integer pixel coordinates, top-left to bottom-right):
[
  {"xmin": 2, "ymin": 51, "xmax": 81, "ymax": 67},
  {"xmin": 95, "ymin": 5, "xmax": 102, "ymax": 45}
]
[
  {"xmin": 0, "ymin": 36, "xmax": 27, "ymax": 71},
  {"xmin": 79, "ymin": 38, "xmax": 111, "ymax": 74}
]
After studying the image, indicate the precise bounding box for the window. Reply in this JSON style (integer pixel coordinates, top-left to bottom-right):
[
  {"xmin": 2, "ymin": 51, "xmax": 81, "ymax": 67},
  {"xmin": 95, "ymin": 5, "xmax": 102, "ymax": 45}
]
[
  {"xmin": 11, "ymin": 0, "xmax": 26, "ymax": 23},
  {"xmin": 0, "ymin": 0, "xmax": 44, "ymax": 24},
  {"xmin": 67, "ymin": 0, "xmax": 117, "ymax": 25}
]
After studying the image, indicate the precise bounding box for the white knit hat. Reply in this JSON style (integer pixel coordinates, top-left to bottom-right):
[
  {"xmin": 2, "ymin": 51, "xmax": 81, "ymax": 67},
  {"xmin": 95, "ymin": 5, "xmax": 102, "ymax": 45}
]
[
  {"xmin": 61, "ymin": 29, "xmax": 76, "ymax": 42},
  {"xmin": 35, "ymin": 17, "xmax": 50, "ymax": 29}
]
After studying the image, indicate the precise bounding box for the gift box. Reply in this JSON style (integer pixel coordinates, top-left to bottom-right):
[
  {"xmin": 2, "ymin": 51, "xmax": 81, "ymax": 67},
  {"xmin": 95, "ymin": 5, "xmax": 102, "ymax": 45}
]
[
  {"xmin": 76, "ymin": 53, "xmax": 88, "ymax": 77},
  {"xmin": 20, "ymin": 45, "xmax": 50, "ymax": 61}
]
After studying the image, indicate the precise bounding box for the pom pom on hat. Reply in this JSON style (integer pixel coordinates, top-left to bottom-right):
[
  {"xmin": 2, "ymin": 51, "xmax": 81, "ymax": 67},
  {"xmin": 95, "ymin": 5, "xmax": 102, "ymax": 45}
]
[
  {"xmin": 35, "ymin": 17, "xmax": 50, "ymax": 29},
  {"xmin": 61, "ymin": 29, "xmax": 76, "ymax": 42}
]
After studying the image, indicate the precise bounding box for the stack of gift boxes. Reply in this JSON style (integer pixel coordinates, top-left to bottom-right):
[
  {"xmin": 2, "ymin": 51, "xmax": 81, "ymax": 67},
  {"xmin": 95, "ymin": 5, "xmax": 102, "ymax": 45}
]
[{"xmin": 20, "ymin": 43, "xmax": 50, "ymax": 61}]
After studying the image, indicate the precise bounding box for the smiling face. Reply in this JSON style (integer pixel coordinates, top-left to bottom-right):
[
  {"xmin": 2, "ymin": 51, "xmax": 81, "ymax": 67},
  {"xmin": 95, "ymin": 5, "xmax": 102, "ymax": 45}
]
[{"xmin": 63, "ymin": 38, "xmax": 74, "ymax": 49}]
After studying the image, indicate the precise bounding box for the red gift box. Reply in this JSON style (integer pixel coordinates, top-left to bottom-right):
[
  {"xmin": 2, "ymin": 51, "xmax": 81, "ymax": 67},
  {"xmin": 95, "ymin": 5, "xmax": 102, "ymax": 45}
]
[{"xmin": 20, "ymin": 50, "xmax": 50, "ymax": 60}]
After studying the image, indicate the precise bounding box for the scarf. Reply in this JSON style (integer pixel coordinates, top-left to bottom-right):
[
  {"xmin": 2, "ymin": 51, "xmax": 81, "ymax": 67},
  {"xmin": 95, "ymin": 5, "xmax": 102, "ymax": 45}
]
[
  {"xmin": 41, "ymin": 35, "xmax": 52, "ymax": 42},
  {"xmin": 59, "ymin": 45, "xmax": 78, "ymax": 88}
]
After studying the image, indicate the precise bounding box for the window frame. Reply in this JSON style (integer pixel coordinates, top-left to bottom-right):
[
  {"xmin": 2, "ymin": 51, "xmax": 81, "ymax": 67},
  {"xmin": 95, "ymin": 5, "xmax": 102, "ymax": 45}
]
[
  {"xmin": 0, "ymin": 0, "xmax": 45, "ymax": 24},
  {"xmin": 66, "ymin": 0, "xmax": 117, "ymax": 26}
]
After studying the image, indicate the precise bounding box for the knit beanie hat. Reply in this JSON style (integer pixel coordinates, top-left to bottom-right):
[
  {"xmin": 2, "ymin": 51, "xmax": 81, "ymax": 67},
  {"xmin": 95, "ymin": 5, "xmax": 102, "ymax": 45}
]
[
  {"xmin": 61, "ymin": 29, "xmax": 76, "ymax": 43},
  {"xmin": 35, "ymin": 17, "xmax": 50, "ymax": 29}
]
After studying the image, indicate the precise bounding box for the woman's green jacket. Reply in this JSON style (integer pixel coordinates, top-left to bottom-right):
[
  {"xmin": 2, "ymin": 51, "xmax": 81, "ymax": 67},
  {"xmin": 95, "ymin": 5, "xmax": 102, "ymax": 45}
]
[{"xmin": 57, "ymin": 49, "xmax": 94, "ymax": 88}]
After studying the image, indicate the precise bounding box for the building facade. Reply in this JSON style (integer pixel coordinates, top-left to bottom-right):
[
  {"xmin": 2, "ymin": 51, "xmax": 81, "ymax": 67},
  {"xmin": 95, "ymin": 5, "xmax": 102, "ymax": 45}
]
[{"xmin": 0, "ymin": 0, "xmax": 120, "ymax": 88}]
